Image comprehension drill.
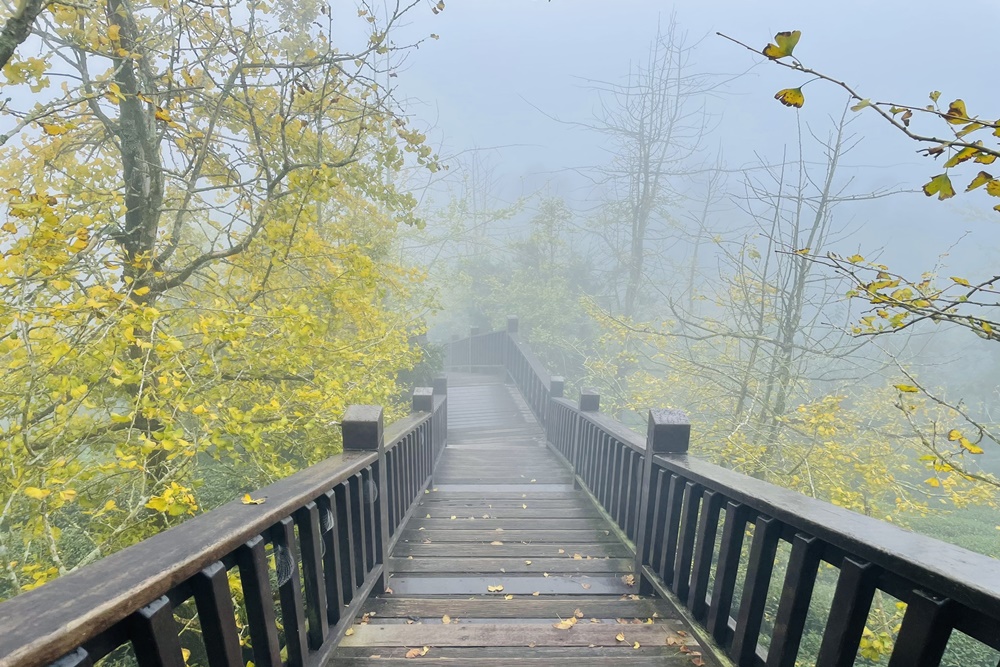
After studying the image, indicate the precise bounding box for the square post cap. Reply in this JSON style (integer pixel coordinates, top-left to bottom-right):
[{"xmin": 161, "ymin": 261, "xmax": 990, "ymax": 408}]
[
  {"xmin": 341, "ymin": 405, "xmax": 384, "ymax": 451},
  {"xmin": 470, "ymin": 326, "xmax": 481, "ymax": 336},
  {"xmin": 550, "ymin": 376, "xmax": 565, "ymax": 398},
  {"xmin": 646, "ymin": 408, "xmax": 690, "ymax": 454},
  {"xmin": 579, "ymin": 390, "xmax": 600, "ymax": 412},
  {"xmin": 432, "ymin": 376, "xmax": 448, "ymax": 395},
  {"xmin": 412, "ymin": 387, "xmax": 434, "ymax": 412},
  {"xmin": 507, "ymin": 316, "xmax": 519, "ymax": 333}
]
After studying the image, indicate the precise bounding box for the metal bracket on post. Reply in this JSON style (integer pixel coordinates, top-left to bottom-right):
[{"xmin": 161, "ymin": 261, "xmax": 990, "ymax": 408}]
[
  {"xmin": 634, "ymin": 408, "xmax": 690, "ymax": 594},
  {"xmin": 341, "ymin": 405, "xmax": 390, "ymax": 588}
]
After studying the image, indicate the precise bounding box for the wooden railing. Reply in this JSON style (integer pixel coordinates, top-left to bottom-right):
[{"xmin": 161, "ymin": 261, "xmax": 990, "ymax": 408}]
[
  {"xmin": 0, "ymin": 384, "xmax": 447, "ymax": 667},
  {"xmin": 447, "ymin": 321, "xmax": 1000, "ymax": 667}
]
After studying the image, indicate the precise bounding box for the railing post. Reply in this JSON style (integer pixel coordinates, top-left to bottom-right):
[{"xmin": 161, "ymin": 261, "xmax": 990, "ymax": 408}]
[
  {"xmin": 572, "ymin": 390, "xmax": 599, "ymax": 489},
  {"xmin": 412, "ymin": 387, "xmax": 434, "ymax": 412},
  {"xmin": 635, "ymin": 408, "xmax": 690, "ymax": 594},
  {"xmin": 548, "ymin": 376, "xmax": 565, "ymax": 461},
  {"xmin": 432, "ymin": 376, "xmax": 448, "ymax": 470},
  {"xmin": 507, "ymin": 316, "xmax": 519, "ymax": 334},
  {"xmin": 341, "ymin": 405, "xmax": 390, "ymax": 589}
]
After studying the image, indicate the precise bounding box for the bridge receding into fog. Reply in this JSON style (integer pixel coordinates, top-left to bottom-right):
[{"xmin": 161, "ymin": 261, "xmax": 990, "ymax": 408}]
[{"xmin": 2, "ymin": 319, "xmax": 1000, "ymax": 667}]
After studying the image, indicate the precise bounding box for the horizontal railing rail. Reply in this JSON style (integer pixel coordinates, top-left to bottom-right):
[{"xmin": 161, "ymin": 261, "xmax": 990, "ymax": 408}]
[
  {"xmin": 0, "ymin": 383, "xmax": 447, "ymax": 667},
  {"xmin": 446, "ymin": 319, "xmax": 1000, "ymax": 667}
]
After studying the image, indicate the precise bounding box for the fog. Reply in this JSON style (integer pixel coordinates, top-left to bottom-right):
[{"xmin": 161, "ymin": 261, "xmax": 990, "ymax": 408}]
[{"xmin": 388, "ymin": 0, "xmax": 1000, "ymax": 554}]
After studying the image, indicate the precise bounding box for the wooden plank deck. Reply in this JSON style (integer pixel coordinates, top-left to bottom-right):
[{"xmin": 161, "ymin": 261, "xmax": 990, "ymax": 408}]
[{"xmin": 326, "ymin": 373, "xmax": 716, "ymax": 665}]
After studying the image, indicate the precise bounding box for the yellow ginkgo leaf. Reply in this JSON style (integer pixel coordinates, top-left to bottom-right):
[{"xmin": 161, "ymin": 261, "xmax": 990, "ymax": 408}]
[
  {"xmin": 108, "ymin": 24, "xmax": 121, "ymax": 41},
  {"xmin": 154, "ymin": 108, "xmax": 171, "ymax": 122},
  {"xmin": 762, "ymin": 30, "xmax": 801, "ymax": 60},
  {"xmin": 986, "ymin": 180, "xmax": 1000, "ymax": 197},
  {"xmin": 944, "ymin": 145, "xmax": 980, "ymax": 169},
  {"xmin": 894, "ymin": 384, "xmax": 919, "ymax": 393},
  {"xmin": 41, "ymin": 124, "xmax": 69, "ymax": 136},
  {"xmin": 774, "ymin": 87, "xmax": 804, "ymax": 108},
  {"xmin": 945, "ymin": 99, "xmax": 969, "ymax": 125},
  {"xmin": 959, "ymin": 437, "xmax": 984, "ymax": 455},
  {"xmin": 24, "ymin": 487, "xmax": 50, "ymax": 499},
  {"xmin": 967, "ymin": 171, "xmax": 993, "ymax": 192},
  {"xmin": 948, "ymin": 429, "xmax": 963, "ymax": 441},
  {"xmin": 951, "ymin": 276, "xmax": 971, "ymax": 287},
  {"xmin": 615, "ymin": 632, "xmax": 626, "ymax": 642},
  {"xmin": 241, "ymin": 493, "xmax": 266, "ymax": 505},
  {"xmin": 922, "ymin": 173, "xmax": 955, "ymax": 200},
  {"xmin": 553, "ymin": 617, "xmax": 577, "ymax": 630}
]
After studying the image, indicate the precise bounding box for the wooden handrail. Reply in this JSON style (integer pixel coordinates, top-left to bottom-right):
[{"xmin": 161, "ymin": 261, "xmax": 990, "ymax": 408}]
[
  {"xmin": 447, "ymin": 324, "xmax": 1000, "ymax": 667},
  {"xmin": 0, "ymin": 392, "xmax": 445, "ymax": 667}
]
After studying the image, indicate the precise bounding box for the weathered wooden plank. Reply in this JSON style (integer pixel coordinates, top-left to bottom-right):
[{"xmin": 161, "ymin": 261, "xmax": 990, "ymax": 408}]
[
  {"xmin": 417, "ymin": 508, "xmax": 601, "ymax": 519},
  {"xmin": 397, "ymin": 529, "xmax": 617, "ymax": 543},
  {"xmin": 338, "ymin": 622, "xmax": 694, "ymax": 647},
  {"xmin": 392, "ymin": 542, "xmax": 632, "ymax": 558},
  {"xmin": 362, "ymin": 596, "xmax": 677, "ymax": 619},
  {"xmin": 389, "ymin": 557, "xmax": 634, "ymax": 574},
  {"xmin": 328, "ymin": 656, "xmax": 699, "ymax": 666},
  {"xmin": 385, "ymin": 575, "xmax": 633, "ymax": 596},
  {"xmin": 407, "ymin": 518, "xmax": 607, "ymax": 530}
]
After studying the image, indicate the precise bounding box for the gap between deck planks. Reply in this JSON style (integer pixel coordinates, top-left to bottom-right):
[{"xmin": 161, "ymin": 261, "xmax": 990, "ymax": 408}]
[{"xmin": 325, "ymin": 374, "xmax": 716, "ymax": 666}]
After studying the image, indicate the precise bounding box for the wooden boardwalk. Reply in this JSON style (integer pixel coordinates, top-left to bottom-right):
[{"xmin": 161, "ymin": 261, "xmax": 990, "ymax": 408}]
[{"xmin": 328, "ymin": 373, "xmax": 715, "ymax": 665}]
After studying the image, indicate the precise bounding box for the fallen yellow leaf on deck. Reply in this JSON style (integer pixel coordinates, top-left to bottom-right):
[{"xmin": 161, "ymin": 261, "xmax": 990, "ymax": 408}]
[
  {"xmin": 504, "ymin": 594, "xmax": 514, "ymax": 600},
  {"xmin": 442, "ymin": 614, "xmax": 451, "ymax": 624},
  {"xmin": 404, "ymin": 646, "xmax": 429, "ymax": 658},
  {"xmin": 241, "ymin": 493, "xmax": 266, "ymax": 505},
  {"xmin": 553, "ymin": 617, "xmax": 578, "ymax": 630},
  {"xmin": 616, "ymin": 632, "xmax": 626, "ymax": 642},
  {"xmin": 525, "ymin": 560, "xmax": 532, "ymax": 565},
  {"xmin": 633, "ymin": 641, "xmax": 640, "ymax": 649},
  {"xmin": 345, "ymin": 628, "xmax": 355, "ymax": 636},
  {"xmin": 487, "ymin": 584, "xmax": 504, "ymax": 592},
  {"xmin": 574, "ymin": 608, "xmax": 584, "ymax": 618},
  {"xmin": 490, "ymin": 541, "xmax": 503, "ymax": 546},
  {"xmin": 532, "ymin": 591, "xmax": 540, "ymax": 596}
]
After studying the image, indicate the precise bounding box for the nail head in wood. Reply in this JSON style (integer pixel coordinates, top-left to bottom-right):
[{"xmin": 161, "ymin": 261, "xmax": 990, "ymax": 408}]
[
  {"xmin": 341, "ymin": 405, "xmax": 384, "ymax": 451},
  {"xmin": 412, "ymin": 387, "xmax": 434, "ymax": 412},
  {"xmin": 579, "ymin": 390, "xmax": 600, "ymax": 412},
  {"xmin": 646, "ymin": 408, "xmax": 690, "ymax": 454}
]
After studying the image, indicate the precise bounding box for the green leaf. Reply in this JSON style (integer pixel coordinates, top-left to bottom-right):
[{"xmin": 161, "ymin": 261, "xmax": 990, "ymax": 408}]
[
  {"xmin": 850, "ymin": 99, "xmax": 872, "ymax": 112},
  {"xmin": 922, "ymin": 173, "xmax": 955, "ymax": 200},
  {"xmin": 762, "ymin": 30, "xmax": 801, "ymax": 60},
  {"xmin": 966, "ymin": 171, "xmax": 993, "ymax": 192}
]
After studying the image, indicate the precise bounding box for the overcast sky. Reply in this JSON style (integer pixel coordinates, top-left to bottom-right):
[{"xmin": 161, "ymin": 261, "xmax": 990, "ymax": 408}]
[{"xmin": 377, "ymin": 0, "xmax": 1000, "ymax": 276}]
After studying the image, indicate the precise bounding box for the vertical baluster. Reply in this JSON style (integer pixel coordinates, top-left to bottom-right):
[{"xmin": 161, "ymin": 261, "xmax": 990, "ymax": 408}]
[
  {"xmin": 730, "ymin": 516, "xmax": 782, "ymax": 664},
  {"xmin": 656, "ymin": 475, "xmax": 685, "ymax": 581},
  {"xmin": 236, "ymin": 536, "xmax": 282, "ymax": 667},
  {"xmin": 672, "ymin": 481, "xmax": 702, "ymax": 599},
  {"xmin": 192, "ymin": 562, "xmax": 243, "ymax": 667},
  {"xmin": 611, "ymin": 445, "xmax": 625, "ymax": 526},
  {"xmin": 886, "ymin": 590, "xmax": 952, "ymax": 667},
  {"xmin": 688, "ymin": 490, "xmax": 724, "ymax": 620},
  {"xmin": 645, "ymin": 470, "xmax": 667, "ymax": 566},
  {"xmin": 815, "ymin": 558, "xmax": 878, "ymax": 667},
  {"xmin": 350, "ymin": 473, "xmax": 368, "ymax": 584},
  {"xmin": 51, "ymin": 649, "xmax": 93, "ymax": 667},
  {"xmin": 622, "ymin": 451, "xmax": 637, "ymax": 539},
  {"xmin": 294, "ymin": 502, "xmax": 329, "ymax": 649},
  {"xmin": 385, "ymin": 448, "xmax": 397, "ymax": 533},
  {"xmin": 271, "ymin": 517, "xmax": 307, "ymax": 667},
  {"xmin": 334, "ymin": 482, "xmax": 356, "ymax": 604},
  {"xmin": 319, "ymin": 491, "xmax": 344, "ymax": 625},
  {"xmin": 767, "ymin": 533, "xmax": 822, "ymax": 667},
  {"xmin": 129, "ymin": 596, "xmax": 184, "ymax": 667},
  {"xmin": 707, "ymin": 502, "xmax": 750, "ymax": 645}
]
